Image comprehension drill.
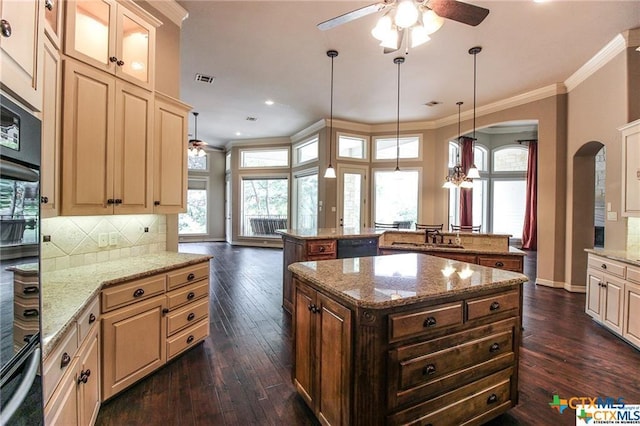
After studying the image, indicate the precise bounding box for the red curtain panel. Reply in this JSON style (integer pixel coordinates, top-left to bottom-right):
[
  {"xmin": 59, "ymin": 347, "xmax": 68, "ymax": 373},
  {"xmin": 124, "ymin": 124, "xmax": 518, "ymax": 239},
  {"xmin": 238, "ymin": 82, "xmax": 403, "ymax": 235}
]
[
  {"xmin": 459, "ymin": 137, "xmax": 474, "ymax": 227},
  {"xmin": 522, "ymin": 140, "xmax": 538, "ymax": 250}
]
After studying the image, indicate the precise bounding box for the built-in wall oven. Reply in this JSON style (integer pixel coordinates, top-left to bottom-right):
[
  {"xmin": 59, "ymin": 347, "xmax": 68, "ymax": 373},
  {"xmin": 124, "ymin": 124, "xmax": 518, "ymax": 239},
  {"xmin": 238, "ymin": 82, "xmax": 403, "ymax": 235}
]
[{"xmin": 0, "ymin": 95, "xmax": 43, "ymax": 425}]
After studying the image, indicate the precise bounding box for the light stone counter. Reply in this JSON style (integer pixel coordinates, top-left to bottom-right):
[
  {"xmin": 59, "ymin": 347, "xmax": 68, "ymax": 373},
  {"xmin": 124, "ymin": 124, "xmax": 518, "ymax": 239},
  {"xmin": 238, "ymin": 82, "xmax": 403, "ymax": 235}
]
[
  {"xmin": 276, "ymin": 227, "xmax": 382, "ymax": 240},
  {"xmin": 40, "ymin": 251, "xmax": 212, "ymax": 358},
  {"xmin": 288, "ymin": 252, "xmax": 527, "ymax": 309},
  {"xmin": 584, "ymin": 248, "xmax": 640, "ymax": 267}
]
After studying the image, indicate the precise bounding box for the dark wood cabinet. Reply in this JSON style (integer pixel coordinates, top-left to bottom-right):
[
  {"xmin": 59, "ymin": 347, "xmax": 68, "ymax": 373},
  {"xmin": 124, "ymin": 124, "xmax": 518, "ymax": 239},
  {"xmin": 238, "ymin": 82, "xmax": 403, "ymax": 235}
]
[{"xmin": 379, "ymin": 249, "xmax": 524, "ymax": 273}]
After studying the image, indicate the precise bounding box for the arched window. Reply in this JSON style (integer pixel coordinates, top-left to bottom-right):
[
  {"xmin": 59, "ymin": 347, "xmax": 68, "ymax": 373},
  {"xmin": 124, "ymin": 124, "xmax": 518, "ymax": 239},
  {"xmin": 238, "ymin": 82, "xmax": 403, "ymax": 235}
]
[{"xmin": 492, "ymin": 145, "xmax": 528, "ymax": 172}]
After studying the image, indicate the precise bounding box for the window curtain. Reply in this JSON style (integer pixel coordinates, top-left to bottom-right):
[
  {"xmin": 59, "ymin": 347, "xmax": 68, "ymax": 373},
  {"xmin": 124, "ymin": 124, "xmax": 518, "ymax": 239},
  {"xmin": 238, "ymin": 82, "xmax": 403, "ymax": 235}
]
[
  {"xmin": 522, "ymin": 140, "xmax": 538, "ymax": 250},
  {"xmin": 459, "ymin": 136, "xmax": 474, "ymax": 227}
]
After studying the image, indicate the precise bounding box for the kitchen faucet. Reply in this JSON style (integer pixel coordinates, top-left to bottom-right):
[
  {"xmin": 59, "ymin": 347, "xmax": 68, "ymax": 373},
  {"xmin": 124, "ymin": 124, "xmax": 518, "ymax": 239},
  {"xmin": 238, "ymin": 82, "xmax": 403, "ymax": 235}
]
[{"xmin": 425, "ymin": 230, "xmax": 444, "ymax": 244}]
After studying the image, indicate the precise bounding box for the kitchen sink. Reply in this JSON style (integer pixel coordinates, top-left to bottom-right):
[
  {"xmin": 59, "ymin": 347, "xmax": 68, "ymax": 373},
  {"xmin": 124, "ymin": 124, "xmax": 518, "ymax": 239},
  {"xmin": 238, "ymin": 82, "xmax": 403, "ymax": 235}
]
[{"xmin": 390, "ymin": 242, "xmax": 464, "ymax": 249}]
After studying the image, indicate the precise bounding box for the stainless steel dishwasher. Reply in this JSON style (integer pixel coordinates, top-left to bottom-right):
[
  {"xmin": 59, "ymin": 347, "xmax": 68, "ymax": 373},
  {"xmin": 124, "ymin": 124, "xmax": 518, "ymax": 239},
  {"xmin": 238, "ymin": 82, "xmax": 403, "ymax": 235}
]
[{"xmin": 336, "ymin": 238, "xmax": 379, "ymax": 259}]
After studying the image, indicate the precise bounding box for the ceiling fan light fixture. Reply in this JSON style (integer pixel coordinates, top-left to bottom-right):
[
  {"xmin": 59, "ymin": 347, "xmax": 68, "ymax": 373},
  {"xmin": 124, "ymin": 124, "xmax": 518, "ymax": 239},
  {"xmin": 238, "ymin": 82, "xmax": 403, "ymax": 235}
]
[
  {"xmin": 410, "ymin": 25, "xmax": 430, "ymax": 48},
  {"xmin": 380, "ymin": 28, "xmax": 399, "ymax": 49},
  {"xmin": 371, "ymin": 14, "xmax": 392, "ymax": 41},
  {"xmin": 395, "ymin": 0, "xmax": 419, "ymax": 28},
  {"xmin": 422, "ymin": 9, "xmax": 444, "ymax": 34}
]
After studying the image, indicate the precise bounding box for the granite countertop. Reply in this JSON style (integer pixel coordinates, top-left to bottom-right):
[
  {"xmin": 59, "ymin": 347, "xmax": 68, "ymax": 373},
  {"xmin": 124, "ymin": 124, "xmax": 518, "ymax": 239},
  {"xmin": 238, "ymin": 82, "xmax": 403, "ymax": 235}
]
[
  {"xmin": 288, "ymin": 253, "xmax": 527, "ymax": 309},
  {"xmin": 585, "ymin": 248, "xmax": 640, "ymax": 267},
  {"xmin": 378, "ymin": 242, "xmax": 525, "ymax": 257},
  {"xmin": 40, "ymin": 251, "xmax": 212, "ymax": 358},
  {"xmin": 276, "ymin": 227, "xmax": 382, "ymax": 240}
]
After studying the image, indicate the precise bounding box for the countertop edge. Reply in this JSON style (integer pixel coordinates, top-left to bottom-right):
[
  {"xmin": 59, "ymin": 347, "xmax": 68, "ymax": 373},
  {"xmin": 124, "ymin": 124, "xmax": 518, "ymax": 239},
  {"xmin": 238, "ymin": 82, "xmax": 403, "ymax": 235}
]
[
  {"xmin": 378, "ymin": 244, "xmax": 525, "ymax": 256},
  {"xmin": 584, "ymin": 248, "xmax": 640, "ymax": 267}
]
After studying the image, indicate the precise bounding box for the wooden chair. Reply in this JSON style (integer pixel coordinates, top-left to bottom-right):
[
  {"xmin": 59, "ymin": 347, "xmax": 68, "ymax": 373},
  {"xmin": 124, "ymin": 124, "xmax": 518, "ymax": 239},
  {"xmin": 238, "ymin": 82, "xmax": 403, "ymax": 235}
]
[
  {"xmin": 415, "ymin": 224, "xmax": 444, "ymax": 231},
  {"xmin": 393, "ymin": 221, "xmax": 413, "ymax": 229},
  {"xmin": 374, "ymin": 222, "xmax": 400, "ymax": 229},
  {"xmin": 450, "ymin": 224, "xmax": 481, "ymax": 233}
]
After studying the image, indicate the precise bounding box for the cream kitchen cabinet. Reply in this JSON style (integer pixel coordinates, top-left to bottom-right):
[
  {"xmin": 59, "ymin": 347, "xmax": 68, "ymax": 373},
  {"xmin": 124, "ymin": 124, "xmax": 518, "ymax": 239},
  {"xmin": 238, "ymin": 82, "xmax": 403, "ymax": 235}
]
[
  {"xmin": 0, "ymin": 0, "xmax": 43, "ymax": 111},
  {"xmin": 61, "ymin": 59, "xmax": 154, "ymax": 216},
  {"xmin": 620, "ymin": 120, "xmax": 640, "ymax": 217},
  {"xmin": 41, "ymin": 35, "xmax": 61, "ymax": 218},
  {"xmin": 623, "ymin": 265, "xmax": 640, "ymax": 348},
  {"xmin": 153, "ymin": 92, "xmax": 190, "ymax": 213},
  {"xmin": 43, "ymin": 0, "xmax": 63, "ymax": 48},
  {"xmin": 586, "ymin": 255, "xmax": 625, "ymax": 334},
  {"xmin": 64, "ymin": 0, "xmax": 159, "ymax": 90}
]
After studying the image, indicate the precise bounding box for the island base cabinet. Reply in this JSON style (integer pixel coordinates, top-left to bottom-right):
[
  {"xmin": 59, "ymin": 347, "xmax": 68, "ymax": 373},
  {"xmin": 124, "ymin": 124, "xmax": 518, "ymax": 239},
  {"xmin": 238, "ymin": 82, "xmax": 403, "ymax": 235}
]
[
  {"xmin": 293, "ymin": 280, "xmax": 352, "ymax": 426},
  {"xmin": 623, "ymin": 282, "xmax": 640, "ymax": 347},
  {"xmin": 101, "ymin": 294, "xmax": 167, "ymax": 400}
]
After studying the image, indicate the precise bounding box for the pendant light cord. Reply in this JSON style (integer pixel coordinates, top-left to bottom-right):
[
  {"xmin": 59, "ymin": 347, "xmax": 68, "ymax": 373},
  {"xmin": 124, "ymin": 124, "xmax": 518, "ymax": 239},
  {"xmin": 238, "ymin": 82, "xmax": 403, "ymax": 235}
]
[
  {"xmin": 329, "ymin": 54, "xmax": 334, "ymax": 161},
  {"xmin": 394, "ymin": 56, "xmax": 404, "ymax": 172},
  {"xmin": 472, "ymin": 51, "xmax": 476, "ymax": 141}
]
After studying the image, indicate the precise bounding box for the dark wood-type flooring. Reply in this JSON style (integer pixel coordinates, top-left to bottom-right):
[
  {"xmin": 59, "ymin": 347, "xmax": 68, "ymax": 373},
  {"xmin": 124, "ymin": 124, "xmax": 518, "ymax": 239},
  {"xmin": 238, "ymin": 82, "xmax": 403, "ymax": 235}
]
[{"xmin": 96, "ymin": 243, "xmax": 640, "ymax": 426}]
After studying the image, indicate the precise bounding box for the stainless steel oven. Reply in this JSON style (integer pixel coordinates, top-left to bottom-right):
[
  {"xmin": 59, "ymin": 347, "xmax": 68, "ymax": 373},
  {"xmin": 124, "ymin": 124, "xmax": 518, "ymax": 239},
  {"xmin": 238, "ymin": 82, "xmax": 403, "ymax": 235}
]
[{"xmin": 0, "ymin": 95, "xmax": 43, "ymax": 425}]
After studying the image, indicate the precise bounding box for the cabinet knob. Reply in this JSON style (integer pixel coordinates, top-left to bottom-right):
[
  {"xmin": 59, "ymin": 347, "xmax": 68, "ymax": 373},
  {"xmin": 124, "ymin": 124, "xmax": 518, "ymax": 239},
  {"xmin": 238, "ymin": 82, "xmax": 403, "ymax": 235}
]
[
  {"xmin": 186, "ymin": 335, "xmax": 195, "ymax": 344},
  {"xmin": 487, "ymin": 393, "xmax": 498, "ymax": 404},
  {"xmin": 494, "ymin": 261, "xmax": 504, "ymax": 267},
  {"xmin": 187, "ymin": 273, "xmax": 196, "ymax": 281},
  {"xmin": 133, "ymin": 288, "xmax": 145, "ymax": 298},
  {"xmin": 1, "ymin": 20, "xmax": 12, "ymax": 38},
  {"xmin": 319, "ymin": 246, "xmax": 325, "ymax": 252},
  {"xmin": 489, "ymin": 301, "xmax": 500, "ymax": 311},
  {"xmin": 60, "ymin": 352, "xmax": 71, "ymax": 368},
  {"xmin": 422, "ymin": 364, "xmax": 436, "ymax": 375},
  {"xmin": 489, "ymin": 342, "xmax": 500, "ymax": 353},
  {"xmin": 154, "ymin": 201, "xmax": 160, "ymax": 206},
  {"xmin": 116, "ymin": 60, "xmax": 125, "ymax": 66},
  {"xmin": 187, "ymin": 291, "xmax": 195, "ymax": 300},
  {"xmin": 601, "ymin": 264, "xmax": 607, "ymax": 269},
  {"xmin": 423, "ymin": 317, "xmax": 437, "ymax": 328},
  {"xmin": 88, "ymin": 313, "xmax": 96, "ymax": 324},
  {"xmin": 187, "ymin": 313, "xmax": 195, "ymax": 321},
  {"xmin": 107, "ymin": 198, "xmax": 115, "ymax": 205},
  {"xmin": 114, "ymin": 199, "xmax": 122, "ymax": 205},
  {"xmin": 162, "ymin": 308, "xmax": 169, "ymax": 315},
  {"xmin": 44, "ymin": 0, "xmax": 53, "ymax": 11},
  {"xmin": 109, "ymin": 56, "xmax": 118, "ymax": 63},
  {"xmin": 40, "ymin": 196, "xmax": 49, "ymax": 204},
  {"xmin": 22, "ymin": 309, "xmax": 39, "ymax": 317}
]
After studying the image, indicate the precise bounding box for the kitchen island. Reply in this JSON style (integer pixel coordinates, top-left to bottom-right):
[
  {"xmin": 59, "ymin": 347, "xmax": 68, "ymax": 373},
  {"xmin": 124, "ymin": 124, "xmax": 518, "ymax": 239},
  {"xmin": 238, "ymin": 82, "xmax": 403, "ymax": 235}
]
[{"xmin": 289, "ymin": 253, "xmax": 528, "ymax": 426}]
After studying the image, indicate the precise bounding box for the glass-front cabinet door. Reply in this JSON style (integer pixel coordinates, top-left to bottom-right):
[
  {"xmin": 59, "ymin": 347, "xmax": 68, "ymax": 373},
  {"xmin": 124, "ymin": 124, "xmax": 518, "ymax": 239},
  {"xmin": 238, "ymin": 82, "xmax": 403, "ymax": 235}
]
[{"xmin": 64, "ymin": 0, "xmax": 156, "ymax": 90}]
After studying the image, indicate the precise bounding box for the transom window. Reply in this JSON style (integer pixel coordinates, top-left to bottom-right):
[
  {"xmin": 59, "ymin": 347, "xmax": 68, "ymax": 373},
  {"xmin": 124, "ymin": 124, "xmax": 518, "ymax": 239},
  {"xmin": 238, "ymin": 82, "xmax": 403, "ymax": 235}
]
[
  {"xmin": 374, "ymin": 136, "xmax": 420, "ymax": 160},
  {"xmin": 240, "ymin": 148, "xmax": 289, "ymax": 168},
  {"xmin": 493, "ymin": 146, "xmax": 528, "ymax": 172},
  {"xmin": 337, "ymin": 133, "xmax": 368, "ymax": 160},
  {"xmin": 293, "ymin": 136, "xmax": 318, "ymax": 165},
  {"xmin": 188, "ymin": 154, "xmax": 207, "ymax": 171}
]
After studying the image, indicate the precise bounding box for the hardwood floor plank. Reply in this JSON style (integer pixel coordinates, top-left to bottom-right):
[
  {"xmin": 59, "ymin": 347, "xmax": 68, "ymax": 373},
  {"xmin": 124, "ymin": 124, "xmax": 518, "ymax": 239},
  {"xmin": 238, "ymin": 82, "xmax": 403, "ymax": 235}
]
[{"xmin": 96, "ymin": 244, "xmax": 640, "ymax": 426}]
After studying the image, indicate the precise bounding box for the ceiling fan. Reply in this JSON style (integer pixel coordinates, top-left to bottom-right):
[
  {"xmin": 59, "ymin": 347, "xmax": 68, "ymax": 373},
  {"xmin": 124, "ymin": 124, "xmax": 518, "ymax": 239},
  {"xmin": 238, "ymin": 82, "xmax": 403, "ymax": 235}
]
[{"xmin": 317, "ymin": 0, "xmax": 489, "ymax": 53}]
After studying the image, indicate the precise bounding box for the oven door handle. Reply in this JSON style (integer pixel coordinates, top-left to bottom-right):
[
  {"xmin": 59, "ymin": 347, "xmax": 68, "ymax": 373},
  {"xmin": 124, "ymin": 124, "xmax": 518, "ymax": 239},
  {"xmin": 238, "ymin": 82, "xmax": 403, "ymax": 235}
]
[{"xmin": 0, "ymin": 347, "xmax": 40, "ymax": 424}]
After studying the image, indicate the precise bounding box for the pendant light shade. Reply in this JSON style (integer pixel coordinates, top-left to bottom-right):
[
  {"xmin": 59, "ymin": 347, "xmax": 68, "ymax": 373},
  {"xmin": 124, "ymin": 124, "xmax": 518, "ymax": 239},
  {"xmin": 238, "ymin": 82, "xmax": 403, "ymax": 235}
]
[{"xmin": 324, "ymin": 50, "xmax": 338, "ymax": 179}]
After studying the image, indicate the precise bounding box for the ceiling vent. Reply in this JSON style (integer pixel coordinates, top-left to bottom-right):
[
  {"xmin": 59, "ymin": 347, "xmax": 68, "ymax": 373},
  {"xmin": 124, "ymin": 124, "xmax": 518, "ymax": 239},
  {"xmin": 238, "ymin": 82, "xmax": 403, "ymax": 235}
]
[
  {"xmin": 424, "ymin": 101, "xmax": 442, "ymax": 107},
  {"xmin": 246, "ymin": 116, "xmax": 258, "ymax": 121},
  {"xmin": 194, "ymin": 73, "xmax": 215, "ymax": 84}
]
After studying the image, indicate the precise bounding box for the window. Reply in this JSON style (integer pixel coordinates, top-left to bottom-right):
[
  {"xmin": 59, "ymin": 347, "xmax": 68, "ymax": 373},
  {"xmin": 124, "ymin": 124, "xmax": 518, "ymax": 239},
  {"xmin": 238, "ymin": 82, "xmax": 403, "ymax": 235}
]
[
  {"xmin": 225, "ymin": 153, "xmax": 231, "ymax": 172},
  {"xmin": 240, "ymin": 177, "xmax": 288, "ymax": 237},
  {"xmin": 240, "ymin": 148, "xmax": 289, "ymax": 168},
  {"xmin": 293, "ymin": 136, "xmax": 318, "ymax": 165},
  {"xmin": 374, "ymin": 136, "xmax": 420, "ymax": 160},
  {"xmin": 493, "ymin": 146, "xmax": 528, "ymax": 172},
  {"xmin": 178, "ymin": 179, "xmax": 207, "ymax": 235},
  {"xmin": 188, "ymin": 154, "xmax": 207, "ymax": 171},
  {"xmin": 337, "ymin": 133, "xmax": 368, "ymax": 160},
  {"xmin": 447, "ymin": 141, "xmax": 487, "ymax": 170},
  {"xmin": 373, "ymin": 169, "xmax": 420, "ymax": 227},
  {"xmin": 492, "ymin": 180, "xmax": 526, "ymax": 236},
  {"xmin": 293, "ymin": 170, "xmax": 318, "ymax": 229}
]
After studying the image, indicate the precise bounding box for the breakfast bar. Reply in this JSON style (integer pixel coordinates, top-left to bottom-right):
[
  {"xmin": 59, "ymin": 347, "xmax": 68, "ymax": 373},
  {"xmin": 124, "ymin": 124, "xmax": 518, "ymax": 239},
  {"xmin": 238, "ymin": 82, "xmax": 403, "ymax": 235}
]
[{"xmin": 289, "ymin": 253, "xmax": 528, "ymax": 425}]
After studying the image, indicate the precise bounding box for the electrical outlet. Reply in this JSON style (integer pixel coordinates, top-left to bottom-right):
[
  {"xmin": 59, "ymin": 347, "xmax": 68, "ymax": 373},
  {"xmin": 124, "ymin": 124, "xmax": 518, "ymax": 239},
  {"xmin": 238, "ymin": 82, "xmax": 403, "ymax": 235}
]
[
  {"xmin": 42, "ymin": 235, "xmax": 51, "ymax": 242},
  {"xmin": 98, "ymin": 233, "xmax": 108, "ymax": 248},
  {"xmin": 109, "ymin": 232, "xmax": 118, "ymax": 246},
  {"xmin": 144, "ymin": 227, "xmax": 149, "ymax": 232}
]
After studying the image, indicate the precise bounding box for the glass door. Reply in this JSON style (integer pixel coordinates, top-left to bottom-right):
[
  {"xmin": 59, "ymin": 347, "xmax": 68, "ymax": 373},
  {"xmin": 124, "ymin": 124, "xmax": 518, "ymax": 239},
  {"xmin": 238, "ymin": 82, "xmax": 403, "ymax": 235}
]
[
  {"xmin": 225, "ymin": 174, "xmax": 232, "ymax": 243},
  {"xmin": 338, "ymin": 166, "xmax": 367, "ymax": 229}
]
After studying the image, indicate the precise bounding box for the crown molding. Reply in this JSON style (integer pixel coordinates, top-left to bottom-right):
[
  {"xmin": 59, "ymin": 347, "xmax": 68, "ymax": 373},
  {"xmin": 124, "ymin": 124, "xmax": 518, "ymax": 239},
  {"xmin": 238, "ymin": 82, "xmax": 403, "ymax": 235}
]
[
  {"xmin": 290, "ymin": 119, "xmax": 325, "ymax": 143},
  {"xmin": 225, "ymin": 137, "xmax": 291, "ymax": 150},
  {"xmin": 142, "ymin": 0, "xmax": 189, "ymax": 27},
  {"xmin": 564, "ymin": 34, "xmax": 626, "ymax": 92}
]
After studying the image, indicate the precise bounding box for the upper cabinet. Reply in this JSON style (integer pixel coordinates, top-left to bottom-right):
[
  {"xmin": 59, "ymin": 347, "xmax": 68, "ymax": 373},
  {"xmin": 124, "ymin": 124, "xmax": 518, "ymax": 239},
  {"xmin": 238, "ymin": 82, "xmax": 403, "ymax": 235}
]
[
  {"xmin": 620, "ymin": 120, "xmax": 640, "ymax": 217},
  {"xmin": 43, "ymin": 0, "xmax": 63, "ymax": 48},
  {"xmin": 64, "ymin": 0, "xmax": 159, "ymax": 90},
  {"xmin": 0, "ymin": 0, "xmax": 44, "ymax": 111}
]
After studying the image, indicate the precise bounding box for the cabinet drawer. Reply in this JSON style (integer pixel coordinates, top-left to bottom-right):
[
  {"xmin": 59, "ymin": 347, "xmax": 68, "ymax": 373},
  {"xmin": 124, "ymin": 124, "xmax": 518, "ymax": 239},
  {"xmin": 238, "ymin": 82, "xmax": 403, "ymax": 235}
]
[
  {"xmin": 388, "ymin": 369, "xmax": 513, "ymax": 426},
  {"xmin": 627, "ymin": 266, "xmax": 640, "ymax": 285},
  {"xmin": 77, "ymin": 296, "xmax": 100, "ymax": 344},
  {"xmin": 13, "ymin": 275, "xmax": 39, "ymax": 300},
  {"xmin": 102, "ymin": 274, "xmax": 166, "ymax": 312},
  {"xmin": 43, "ymin": 325, "xmax": 79, "ymax": 404},
  {"xmin": 588, "ymin": 255, "xmax": 626, "ymax": 279},
  {"xmin": 166, "ymin": 279, "xmax": 209, "ymax": 310},
  {"xmin": 389, "ymin": 302, "xmax": 463, "ymax": 342},
  {"xmin": 167, "ymin": 318, "xmax": 209, "ymax": 360},
  {"xmin": 306, "ymin": 240, "xmax": 336, "ymax": 256},
  {"xmin": 430, "ymin": 252, "xmax": 477, "ymax": 263},
  {"xmin": 166, "ymin": 297, "xmax": 209, "ymax": 336},
  {"xmin": 467, "ymin": 290, "xmax": 519, "ymax": 321},
  {"xmin": 477, "ymin": 256, "xmax": 522, "ymax": 272},
  {"xmin": 166, "ymin": 262, "xmax": 209, "ymax": 291},
  {"xmin": 13, "ymin": 297, "xmax": 40, "ymax": 323}
]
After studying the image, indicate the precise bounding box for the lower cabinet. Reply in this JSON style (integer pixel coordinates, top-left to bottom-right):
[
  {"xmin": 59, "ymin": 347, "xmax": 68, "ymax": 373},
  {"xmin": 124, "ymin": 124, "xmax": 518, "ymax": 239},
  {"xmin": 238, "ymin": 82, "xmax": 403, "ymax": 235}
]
[
  {"xmin": 623, "ymin": 282, "xmax": 640, "ymax": 347},
  {"xmin": 586, "ymin": 267, "xmax": 624, "ymax": 334}
]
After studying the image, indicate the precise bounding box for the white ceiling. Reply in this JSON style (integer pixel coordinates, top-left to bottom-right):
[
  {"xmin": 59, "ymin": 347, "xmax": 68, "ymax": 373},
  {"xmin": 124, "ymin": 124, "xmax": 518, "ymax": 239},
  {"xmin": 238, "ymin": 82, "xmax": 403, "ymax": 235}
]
[{"xmin": 178, "ymin": 1, "xmax": 640, "ymax": 148}]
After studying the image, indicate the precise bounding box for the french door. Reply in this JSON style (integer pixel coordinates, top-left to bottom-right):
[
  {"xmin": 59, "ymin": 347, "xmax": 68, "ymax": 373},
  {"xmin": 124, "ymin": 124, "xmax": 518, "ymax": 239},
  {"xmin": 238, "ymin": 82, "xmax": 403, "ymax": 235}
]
[{"xmin": 337, "ymin": 165, "xmax": 368, "ymax": 229}]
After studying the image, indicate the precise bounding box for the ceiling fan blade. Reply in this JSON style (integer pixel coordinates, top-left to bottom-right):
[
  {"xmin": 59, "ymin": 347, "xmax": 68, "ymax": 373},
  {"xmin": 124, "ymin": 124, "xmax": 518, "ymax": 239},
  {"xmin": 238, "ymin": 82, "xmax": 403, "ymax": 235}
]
[
  {"xmin": 317, "ymin": 2, "xmax": 388, "ymax": 31},
  {"xmin": 428, "ymin": 0, "xmax": 489, "ymax": 26}
]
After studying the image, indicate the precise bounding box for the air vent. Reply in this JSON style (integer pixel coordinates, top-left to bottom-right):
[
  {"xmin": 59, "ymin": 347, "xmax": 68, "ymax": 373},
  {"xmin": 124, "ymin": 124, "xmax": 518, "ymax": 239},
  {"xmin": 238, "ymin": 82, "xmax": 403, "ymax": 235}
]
[
  {"xmin": 246, "ymin": 116, "xmax": 257, "ymax": 121},
  {"xmin": 424, "ymin": 101, "xmax": 441, "ymax": 107},
  {"xmin": 194, "ymin": 73, "xmax": 215, "ymax": 84}
]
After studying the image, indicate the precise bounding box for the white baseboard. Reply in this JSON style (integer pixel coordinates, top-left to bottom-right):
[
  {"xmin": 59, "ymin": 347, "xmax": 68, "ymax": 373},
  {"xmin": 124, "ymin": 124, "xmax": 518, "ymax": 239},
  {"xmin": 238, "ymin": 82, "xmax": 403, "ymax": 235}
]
[{"xmin": 536, "ymin": 278, "xmax": 586, "ymax": 293}]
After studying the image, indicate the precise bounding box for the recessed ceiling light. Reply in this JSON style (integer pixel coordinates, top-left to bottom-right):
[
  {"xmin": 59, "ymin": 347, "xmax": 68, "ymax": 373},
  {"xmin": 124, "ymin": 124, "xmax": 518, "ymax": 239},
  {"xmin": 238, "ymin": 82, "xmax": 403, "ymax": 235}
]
[
  {"xmin": 265, "ymin": 100, "xmax": 274, "ymax": 106},
  {"xmin": 424, "ymin": 101, "xmax": 441, "ymax": 107},
  {"xmin": 235, "ymin": 131, "xmax": 242, "ymax": 136}
]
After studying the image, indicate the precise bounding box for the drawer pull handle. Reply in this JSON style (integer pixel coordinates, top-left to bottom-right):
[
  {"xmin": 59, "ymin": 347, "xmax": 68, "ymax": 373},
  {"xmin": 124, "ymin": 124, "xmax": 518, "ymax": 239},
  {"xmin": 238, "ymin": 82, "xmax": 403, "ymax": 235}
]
[
  {"xmin": 133, "ymin": 288, "xmax": 145, "ymax": 298},
  {"xmin": 489, "ymin": 301, "xmax": 500, "ymax": 311},
  {"xmin": 23, "ymin": 286, "xmax": 39, "ymax": 294},
  {"xmin": 77, "ymin": 369, "xmax": 91, "ymax": 384},
  {"xmin": 187, "ymin": 292, "xmax": 195, "ymax": 300},
  {"xmin": 601, "ymin": 263, "xmax": 607, "ymax": 269},
  {"xmin": 88, "ymin": 313, "xmax": 96, "ymax": 324},
  {"xmin": 60, "ymin": 352, "xmax": 71, "ymax": 368},
  {"xmin": 23, "ymin": 335, "xmax": 34, "ymax": 343},
  {"xmin": 495, "ymin": 261, "xmax": 504, "ymax": 267},
  {"xmin": 23, "ymin": 309, "xmax": 39, "ymax": 317},
  {"xmin": 319, "ymin": 246, "xmax": 325, "ymax": 252},
  {"xmin": 162, "ymin": 308, "xmax": 169, "ymax": 315},
  {"xmin": 423, "ymin": 317, "xmax": 437, "ymax": 328},
  {"xmin": 422, "ymin": 364, "xmax": 436, "ymax": 375},
  {"xmin": 187, "ymin": 313, "xmax": 195, "ymax": 321},
  {"xmin": 45, "ymin": 0, "xmax": 53, "ymax": 11},
  {"xmin": 187, "ymin": 273, "xmax": 196, "ymax": 281},
  {"xmin": 489, "ymin": 343, "xmax": 500, "ymax": 353},
  {"xmin": 308, "ymin": 304, "xmax": 320, "ymax": 314},
  {"xmin": 186, "ymin": 335, "xmax": 195, "ymax": 344},
  {"xmin": 487, "ymin": 393, "xmax": 498, "ymax": 404}
]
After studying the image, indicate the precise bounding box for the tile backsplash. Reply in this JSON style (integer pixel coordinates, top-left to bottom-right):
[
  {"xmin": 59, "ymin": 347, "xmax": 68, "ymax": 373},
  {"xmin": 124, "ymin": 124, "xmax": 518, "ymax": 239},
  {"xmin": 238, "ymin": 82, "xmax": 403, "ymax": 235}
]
[
  {"xmin": 41, "ymin": 215, "xmax": 166, "ymax": 271},
  {"xmin": 628, "ymin": 217, "xmax": 640, "ymax": 254}
]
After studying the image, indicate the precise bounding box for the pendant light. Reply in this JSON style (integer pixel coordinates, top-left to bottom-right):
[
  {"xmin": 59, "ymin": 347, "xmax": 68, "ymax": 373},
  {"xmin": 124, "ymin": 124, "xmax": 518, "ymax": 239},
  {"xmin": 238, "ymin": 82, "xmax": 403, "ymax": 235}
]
[
  {"xmin": 394, "ymin": 56, "xmax": 405, "ymax": 173},
  {"xmin": 466, "ymin": 46, "xmax": 482, "ymax": 179},
  {"xmin": 324, "ymin": 50, "xmax": 338, "ymax": 179},
  {"xmin": 442, "ymin": 102, "xmax": 472, "ymax": 189},
  {"xmin": 188, "ymin": 112, "xmax": 206, "ymax": 158}
]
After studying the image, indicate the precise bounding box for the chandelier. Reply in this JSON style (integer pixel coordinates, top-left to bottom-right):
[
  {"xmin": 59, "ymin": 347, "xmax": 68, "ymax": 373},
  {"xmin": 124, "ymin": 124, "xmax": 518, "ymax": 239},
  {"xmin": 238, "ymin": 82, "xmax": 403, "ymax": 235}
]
[
  {"xmin": 443, "ymin": 102, "xmax": 473, "ymax": 189},
  {"xmin": 371, "ymin": 0, "xmax": 444, "ymax": 50},
  {"xmin": 188, "ymin": 111, "xmax": 207, "ymax": 157}
]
